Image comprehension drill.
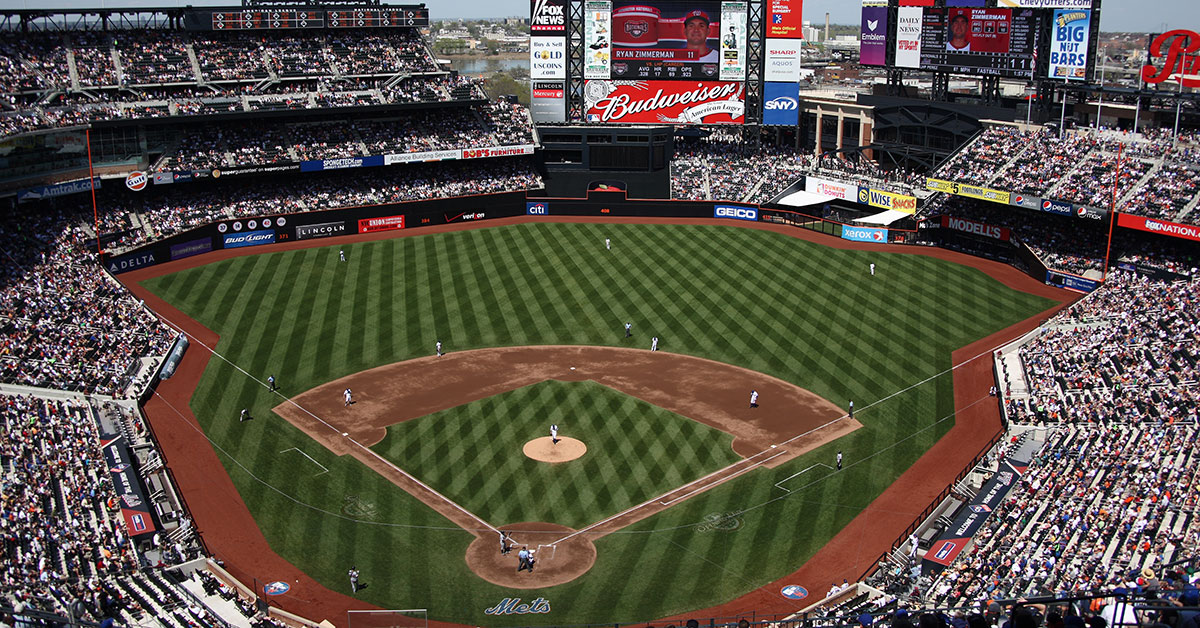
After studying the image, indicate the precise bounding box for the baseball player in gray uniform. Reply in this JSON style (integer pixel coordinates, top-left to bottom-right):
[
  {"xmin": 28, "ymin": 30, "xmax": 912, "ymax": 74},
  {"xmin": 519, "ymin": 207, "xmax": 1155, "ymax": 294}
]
[{"xmin": 550, "ymin": 423, "xmax": 559, "ymax": 444}]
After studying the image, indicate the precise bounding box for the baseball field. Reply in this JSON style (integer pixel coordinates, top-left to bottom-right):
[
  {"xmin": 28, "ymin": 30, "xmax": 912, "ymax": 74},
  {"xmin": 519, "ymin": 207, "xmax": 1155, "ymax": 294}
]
[{"xmin": 134, "ymin": 219, "xmax": 1060, "ymax": 626}]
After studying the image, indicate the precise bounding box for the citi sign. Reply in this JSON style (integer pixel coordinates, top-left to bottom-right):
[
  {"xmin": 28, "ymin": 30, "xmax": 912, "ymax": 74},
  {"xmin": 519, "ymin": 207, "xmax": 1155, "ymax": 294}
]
[
  {"xmin": 526, "ymin": 202, "xmax": 549, "ymax": 215},
  {"xmin": 764, "ymin": 97, "xmax": 797, "ymax": 110},
  {"xmin": 715, "ymin": 206, "xmax": 757, "ymax": 221}
]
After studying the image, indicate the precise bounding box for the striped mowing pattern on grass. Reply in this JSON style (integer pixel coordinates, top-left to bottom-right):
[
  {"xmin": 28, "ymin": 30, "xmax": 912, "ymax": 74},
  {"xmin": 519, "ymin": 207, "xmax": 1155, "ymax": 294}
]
[
  {"xmin": 371, "ymin": 380, "xmax": 742, "ymax": 529},
  {"xmin": 141, "ymin": 222, "xmax": 1055, "ymax": 625}
]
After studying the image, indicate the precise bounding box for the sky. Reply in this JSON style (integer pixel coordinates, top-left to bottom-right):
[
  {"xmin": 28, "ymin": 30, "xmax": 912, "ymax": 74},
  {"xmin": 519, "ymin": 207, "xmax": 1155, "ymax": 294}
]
[{"xmin": 0, "ymin": 0, "xmax": 1195, "ymax": 33}]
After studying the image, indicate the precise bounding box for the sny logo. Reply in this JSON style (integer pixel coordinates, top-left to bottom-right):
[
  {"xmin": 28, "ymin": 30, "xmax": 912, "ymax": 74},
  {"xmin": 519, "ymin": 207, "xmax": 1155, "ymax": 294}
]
[{"xmin": 764, "ymin": 97, "xmax": 797, "ymax": 110}]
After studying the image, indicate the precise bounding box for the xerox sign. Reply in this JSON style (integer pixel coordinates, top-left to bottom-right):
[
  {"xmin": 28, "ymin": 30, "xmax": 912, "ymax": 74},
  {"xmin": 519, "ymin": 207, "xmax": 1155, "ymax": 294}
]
[
  {"xmin": 841, "ymin": 226, "xmax": 888, "ymax": 243},
  {"xmin": 714, "ymin": 205, "xmax": 757, "ymax": 221}
]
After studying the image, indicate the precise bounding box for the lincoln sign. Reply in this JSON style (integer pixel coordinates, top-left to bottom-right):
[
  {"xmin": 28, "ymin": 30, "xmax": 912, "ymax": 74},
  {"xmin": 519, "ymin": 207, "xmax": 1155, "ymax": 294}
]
[{"xmin": 1141, "ymin": 30, "xmax": 1200, "ymax": 87}]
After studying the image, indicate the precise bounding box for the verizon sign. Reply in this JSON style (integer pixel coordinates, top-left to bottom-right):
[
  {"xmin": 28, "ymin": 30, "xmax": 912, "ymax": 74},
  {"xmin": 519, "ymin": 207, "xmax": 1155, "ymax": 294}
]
[
  {"xmin": 940, "ymin": 215, "xmax": 1010, "ymax": 241},
  {"xmin": 584, "ymin": 80, "xmax": 744, "ymax": 125}
]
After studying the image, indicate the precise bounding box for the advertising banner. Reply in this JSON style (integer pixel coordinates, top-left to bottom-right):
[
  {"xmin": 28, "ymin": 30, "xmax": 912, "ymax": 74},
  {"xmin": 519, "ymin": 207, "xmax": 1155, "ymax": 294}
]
[
  {"xmin": 1010, "ymin": 193, "xmax": 1041, "ymax": 210},
  {"xmin": 384, "ymin": 149, "xmax": 462, "ymax": 165},
  {"xmin": 169, "ymin": 238, "xmax": 213, "ymax": 261},
  {"xmin": 461, "ymin": 145, "xmax": 536, "ymax": 159},
  {"xmin": 922, "ymin": 457, "xmax": 1027, "ymax": 573},
  {"xmin": 531, "ymin": 37, "xmax": 567, "ymax": 79},
  {"xmin": 925, "ymin": 178, "xmax": 1010, "ymax": 204},
  {"xmin": 860, "ymin": 5, "xmax": 888, "ymax": 66},
  {"xmin": 608, "ymin": 1, "xmax": 730, "ymax": 81},
  {"xmin": 1117, "ymin": 213, "xmax": 1200, "ymax": 243},
  {"xmin": 295, "ymin": 221, "xmax": 348, "ymax": 240},
  {"xmin": 99, "ymin": 432, "xmax": 158, "ymax": 538},
  {"xmin": 766, "ymin": 0, "xmax": 804, "ymax": 39},
  {"xmin": 584, "ymin": 1, "xmax": 612, "ymax": 79},
  {"xmin": 1141, "ymin": 31, "xmax": 1200, "ymax": 89},
  {"xmin": 359, "ymin": 215, "xmax": 406, "ymax": 234},
  {"xmin": 764, "ymin": 38, "xmax": 803, "ymax": 81},
  {"xmin": 125, "ymin": 171, "xmax": 148, "ymax": 191},
  {"xmin": 531, "ymin": 0, "xmax": 567, "ymax": 35},
  {"xmin": 858, "ymin": 187, "xmax": 918, "ymax": 214},
  {"xmin": 106, "ymin": 251, "xmax": 158, "ymax": 274},
  {"xmin": 152, "ymin": 172, "xmax": 174, "ymax": 186},
  {"xmin": 222, "ymin": 229, "xmax": 276, "ymax": 249},
  {"xmin": 1046, "ymin": 270, "xmax": 1099, "ymax": 292},
  {"xmin": 1075, "ymin": 205, "xmax": 1106, "ymax": 221},
  {"xmin": 895, "ymin": 7, "xmax": 923, "ymax": 68},
  {"xmin": 1041, "ymin": 198, "xmax": 1073, "ymax": 216},
  {"xmin": 1049, "ymin": 10, "xmax": 1090, "ymax": 80},
  {"xmin": 763, "ymin": 82, "xmax": 800, "ymax": 126},
  {"xmin": 940, "ymin": 215, "xmax": 1011, "ymax": 241},
  {"xmin": 714, "ymin": 205, "xmax": 758, "ymax": 221},
  {"xmin": 998, "ymin": 0, "xmax": 1091, "ymax": 7},
  {"xmin": 807, "ymin": 176, "xmax": 858, "ymax": 200},
  {"xmin": 584, "ymin": 80, "xmax": 744, "ymax": 124},
  {"xmin": 718, "ymin": 2, "xmax": 748, "ymax": 81},
  {"xmin": 17, "ymin": 177, "xmax": 100, "ymax": 202},
  {"xmin": 526, "ymin": 201, "xmax": 550, "ymax": 215},
  {"xmin": 842, "ymin": 226, "xmax": 889, "ymax": 243},
  {"xmin": 299, "ymin": 156, "xmax": 384, "ymax": 172},
  {"xmin": 531, "ymin": 81, "xmax": 567, "ymax": 123}
]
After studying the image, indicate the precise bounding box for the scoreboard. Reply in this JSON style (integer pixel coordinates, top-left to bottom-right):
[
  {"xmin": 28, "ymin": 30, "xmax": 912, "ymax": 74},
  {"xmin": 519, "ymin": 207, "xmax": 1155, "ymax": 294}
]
[
  {"xmin": 919, "ymin": 8, "xmax": 1036, "ymax": 79},
  {"xmin": 200, "ymin": 7, "xmax": 429, "ymax": 30}
]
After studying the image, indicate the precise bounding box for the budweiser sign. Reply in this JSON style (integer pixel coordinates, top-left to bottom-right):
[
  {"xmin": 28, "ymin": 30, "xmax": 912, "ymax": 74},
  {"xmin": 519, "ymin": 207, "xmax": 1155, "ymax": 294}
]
[
  {"xmin": 1141, "ymin": 30, "xmax": 1200, "ymax": 87},
  {"xmin": 584, "ymin": 80, "xmax": 744, "ymax": 125}
]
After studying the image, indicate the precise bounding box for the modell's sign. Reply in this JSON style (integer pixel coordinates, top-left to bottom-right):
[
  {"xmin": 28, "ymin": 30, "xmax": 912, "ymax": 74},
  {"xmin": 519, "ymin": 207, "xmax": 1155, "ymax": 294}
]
[
  {"xmin": 1141, "ymin": 30, "xmax": 1200, "ymax": 87},
  {"xmin": 941, "ymin": 216, "xmax": 1010, "ymax": 241},
  {"xmin": 584, "ymin": 80, "xmax": 744, "ymax": 125}
]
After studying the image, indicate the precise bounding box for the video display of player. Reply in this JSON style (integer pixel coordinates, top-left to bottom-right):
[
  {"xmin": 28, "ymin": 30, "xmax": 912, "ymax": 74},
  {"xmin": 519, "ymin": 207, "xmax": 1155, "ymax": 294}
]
[
  {"xmin": 919, "ymin": 7, "xmax": 1035, "ymax": 78},
  {"xmin": 602, "ymin": 1, "xmax": 733, "ymax": 80}
]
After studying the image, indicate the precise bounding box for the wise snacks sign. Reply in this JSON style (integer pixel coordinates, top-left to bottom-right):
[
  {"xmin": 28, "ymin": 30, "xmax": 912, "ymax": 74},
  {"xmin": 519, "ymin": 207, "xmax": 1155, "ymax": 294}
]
[{"xmin": 1142, "ymin": 30, "xmax": 1200, "ymax": 88}]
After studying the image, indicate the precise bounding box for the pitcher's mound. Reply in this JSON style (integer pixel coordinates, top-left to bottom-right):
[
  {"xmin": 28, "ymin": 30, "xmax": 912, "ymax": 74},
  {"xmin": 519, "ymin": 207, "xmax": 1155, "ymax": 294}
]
[{"xmin": 523, "ymin": 436, "xmax": 586, "ymax": 463}]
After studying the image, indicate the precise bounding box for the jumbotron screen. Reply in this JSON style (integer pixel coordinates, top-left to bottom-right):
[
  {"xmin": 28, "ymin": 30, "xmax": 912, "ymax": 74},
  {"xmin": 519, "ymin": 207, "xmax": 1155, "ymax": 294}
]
[
  {"xmin": 585, "ymin": 0, "xmax": 748, "ymax": 81},
  {"xmin": 892, "ymin": 6, "xmax": 1036, "ymax": 78}
]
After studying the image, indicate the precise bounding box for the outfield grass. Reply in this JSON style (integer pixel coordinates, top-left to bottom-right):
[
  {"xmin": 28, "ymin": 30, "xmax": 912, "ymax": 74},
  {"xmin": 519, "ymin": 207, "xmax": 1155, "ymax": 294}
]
[
  {"xmin": 141, "ymin": 222, "xmax": 1055, "ymax": 625},
  {"xmin": 371, "ymin": 380, "xmax": 742, "ymax": 528}
]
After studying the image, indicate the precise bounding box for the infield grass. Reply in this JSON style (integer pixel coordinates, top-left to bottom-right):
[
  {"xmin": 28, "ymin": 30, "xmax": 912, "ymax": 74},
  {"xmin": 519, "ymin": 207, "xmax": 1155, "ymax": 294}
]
[
  {"xmin": 140, "ymin": 222, "xmax": 1056, "ymax": 625},
  {"xmin": 371, "ymin": 380, "xmax": 742, "ymax": 528}
]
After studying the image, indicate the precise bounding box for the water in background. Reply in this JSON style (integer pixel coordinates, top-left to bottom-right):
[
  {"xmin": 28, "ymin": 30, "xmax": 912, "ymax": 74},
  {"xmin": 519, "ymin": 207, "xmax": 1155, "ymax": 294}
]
[{"xmin": 451, "ymin": 57, "xmax": 527, "ymax": 76}]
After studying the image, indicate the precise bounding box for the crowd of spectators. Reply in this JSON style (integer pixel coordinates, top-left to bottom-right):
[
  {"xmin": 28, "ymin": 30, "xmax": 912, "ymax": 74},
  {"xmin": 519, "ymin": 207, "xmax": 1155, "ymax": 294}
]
[
  {"xmin": 97, "ymin": 158, "xmax": 543, "ymax": 250},
  {"xmin": 933, "ymin": 126, "xmax": 1200, "ymax": 224},
  {"xmin": 0, "ymin": 27, "xmax": 453, "ymax": 138},
  {"xmin": 1006, "ymin": 270, "xmax": 1200, "ymax": 426},
  {"xmin": 149, "ymin": 103, "xmax": 533, "ymax": 173},
  {"xmin": 927, "ymin": 419, "xmax": 1198, "ymax": 605},
  {"xmin": 0, "ymin": 394, "xmax": 140, "ymax": 622},
  {"xmin": 925, "ymin": 196, "xmax": 1108, "ymax": 276},
  {"xmin": 0, "ymin": 204, "xmax": 174, "ymax": 395}
]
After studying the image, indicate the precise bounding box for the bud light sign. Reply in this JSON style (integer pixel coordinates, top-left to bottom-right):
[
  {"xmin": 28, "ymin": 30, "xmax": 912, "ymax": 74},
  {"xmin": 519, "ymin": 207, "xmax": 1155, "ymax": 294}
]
[
  {"xmin": 526, "ymin": 202, "xmax": 549, "ymax": 215},
  {"xmin": 715, "ymin": 205, "xmax": 758, "ymax": 221},
  {"xmin": 223, "ymin": 229, "xmax": 276, "ymax": 249},
  {"xmin": 842, "ymin": 226, "xmax": 888, "ymax": 243}
]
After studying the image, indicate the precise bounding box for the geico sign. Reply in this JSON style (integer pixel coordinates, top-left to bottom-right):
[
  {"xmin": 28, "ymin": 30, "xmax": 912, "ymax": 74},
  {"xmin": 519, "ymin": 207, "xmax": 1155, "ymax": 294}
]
[
  {"xmin": 714, "ymin": 206, "xmax": 757, "ymax": 221},
  {"xmin": 764, "ymin": 97, "xmax": 798, "ymax": 110}
]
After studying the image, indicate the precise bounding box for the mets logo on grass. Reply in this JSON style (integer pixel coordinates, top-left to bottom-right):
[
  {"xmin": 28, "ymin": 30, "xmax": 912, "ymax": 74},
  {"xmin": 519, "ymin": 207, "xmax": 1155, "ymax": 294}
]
[
  {"xmin": 526, "ymin": 202, "xmax": 549, "ymax": 215},
  {"xmin": 484, "ymin": 598, "xmax": 551, "ymax": 615},
  {"xmin": 714, "ymin": 205, "xmax": 757, "ymax": 221},
  {"xmin": 842, "ymin": 227, "xmax": 888, "ymax": 243},
  {"xmin": 780, "ymin": 585, "xmax": 808, "ymax": 600},
  {"xmin": 263, "ymin": 581, "xmax": 290, "ymax": 596}
]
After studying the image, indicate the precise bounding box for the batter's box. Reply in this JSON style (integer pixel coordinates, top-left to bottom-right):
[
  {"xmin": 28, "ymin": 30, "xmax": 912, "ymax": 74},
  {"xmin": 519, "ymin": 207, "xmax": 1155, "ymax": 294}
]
[{"xmin": 279, "ymin": 447, "xmax": 330, "ymax": 476}]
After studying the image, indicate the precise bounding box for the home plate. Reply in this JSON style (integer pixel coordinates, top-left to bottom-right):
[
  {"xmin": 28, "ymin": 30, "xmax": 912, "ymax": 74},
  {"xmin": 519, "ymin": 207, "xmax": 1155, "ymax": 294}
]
[{"xmin": 570, "ymin": 367, "xmax": 576, "ymax": 370}]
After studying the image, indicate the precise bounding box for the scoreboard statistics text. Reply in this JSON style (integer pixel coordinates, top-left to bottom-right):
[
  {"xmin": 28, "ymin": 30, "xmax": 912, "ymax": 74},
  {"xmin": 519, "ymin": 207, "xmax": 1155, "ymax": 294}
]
[{"xmin": 202, "ymin": 7, "xmax": 429, "ymax": 30}]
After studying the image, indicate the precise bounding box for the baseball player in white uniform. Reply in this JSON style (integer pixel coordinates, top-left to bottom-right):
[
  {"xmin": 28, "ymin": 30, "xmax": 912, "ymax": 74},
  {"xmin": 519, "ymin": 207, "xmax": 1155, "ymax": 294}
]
[
  {"xmin": 837, "ymin": 450, "xmax": 843, "ymax": 470},
  {"xmin": 870, "ymin": 263, "xmax": 875, "ymax": 276},
  {"xmin": 651, "ymin": 337, "xmax": 659, "ymax": 351},
  {"xmin": 624, "ymin": 322, "xmax": 632, "ymax": 338},
  {"xmin": 550, "ymin": 423, "xmax": 559, "ymax": 444},
  {"xmin": 436, "ymin": 340, "xmax": 442, "ymax": 357},
  {"xmin": 339, "ymin": 249, "xmax": 346, "ymax": 262},
  {"xmin": 750, "ymin": 390, "xmax": 759, "ymax": 408},
  {"xmin": 344, "ymin": 388, "xmax": 352, "ymax": 406},
  {"xmin": 605, "ymin": 238, "xmax": 611, "ymax": 250}
]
